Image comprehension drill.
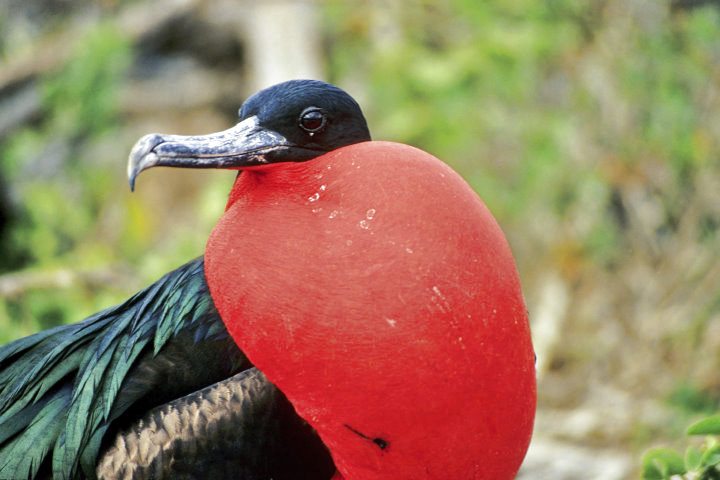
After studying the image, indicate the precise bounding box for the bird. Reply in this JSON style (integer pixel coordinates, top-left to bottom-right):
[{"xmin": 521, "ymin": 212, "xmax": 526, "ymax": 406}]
[{"xmin": 0, "ymin": 79, "xmax": 536, "ymax": 479}]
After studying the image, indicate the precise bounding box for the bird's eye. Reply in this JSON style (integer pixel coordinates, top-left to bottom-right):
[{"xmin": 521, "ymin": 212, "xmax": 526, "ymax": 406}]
[{"xmin": 299, "ymin": 108, "xmax": 326, "ymax": 134}]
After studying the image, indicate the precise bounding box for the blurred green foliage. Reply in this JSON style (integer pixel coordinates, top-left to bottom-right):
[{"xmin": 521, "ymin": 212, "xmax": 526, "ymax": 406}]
[
  {"xmin": 643, "ymin": 416, "xmax": 720, "ymax": 479},
  {"xmin": 3, "ymin": 23, "xmax": 130, "ymax": 268},
  {"xmin": 326, "ymin": 1, "xmax": 594, "ymax": 217},
  {"xmin": 0, "ymin": 23, "xmax": 131, "ymax": 341},
  {"xmin": 671, "ymin": 384, "xmax": 720, "ymax": 416}
]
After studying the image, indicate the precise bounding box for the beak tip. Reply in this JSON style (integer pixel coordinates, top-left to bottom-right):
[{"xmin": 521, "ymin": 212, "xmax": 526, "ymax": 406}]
[
  {"xmin": 127, "ymin": 134, "xmax": 165, "ymax": 192},
  {"xmin": 127, "ymin": 163, "xmax": 136, "ymax": 191}
]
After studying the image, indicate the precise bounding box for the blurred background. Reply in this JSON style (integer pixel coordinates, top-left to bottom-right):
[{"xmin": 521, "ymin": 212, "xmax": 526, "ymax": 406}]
[{"xmin": 0, "ymin": 0, "xmax": 718, "ymax": 477}]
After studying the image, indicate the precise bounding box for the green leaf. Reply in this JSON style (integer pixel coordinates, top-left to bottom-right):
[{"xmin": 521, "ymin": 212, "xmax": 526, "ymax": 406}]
[
  {"xmin": 701, "ymin": 441, "xmax": 720, "ymax": 467},
  {"xmin": 642, "ymin": 448, "xmax": 687, "ymax": 479},
  {"xmin": 685, "ymin": 445, "xmax": 702, "ymax": 471},
  {"xmin": 688, "ymin": 415, "xmax": 720, "ymax": 436}
]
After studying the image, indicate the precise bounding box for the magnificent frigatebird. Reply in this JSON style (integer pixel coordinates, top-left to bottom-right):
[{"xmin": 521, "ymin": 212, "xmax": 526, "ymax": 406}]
[{"xmin": 0, "ymin": 80, "xmax": 535, "ymax": 479}]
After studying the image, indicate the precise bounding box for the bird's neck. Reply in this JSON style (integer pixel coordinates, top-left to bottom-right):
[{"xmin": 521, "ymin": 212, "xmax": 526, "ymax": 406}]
[
  {"xmin": 224, "ymin": 161, "xmax": 318, "ymax": 211},
  {"xmin": 205, "ymin": 142, "xmax": 536, "ymax": 479}
]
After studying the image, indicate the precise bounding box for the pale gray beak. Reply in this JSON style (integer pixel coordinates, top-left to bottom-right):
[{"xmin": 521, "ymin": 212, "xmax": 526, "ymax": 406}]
[{"xmin": 127, "ymin": 116, "xmax": 289, "ymax": 190}]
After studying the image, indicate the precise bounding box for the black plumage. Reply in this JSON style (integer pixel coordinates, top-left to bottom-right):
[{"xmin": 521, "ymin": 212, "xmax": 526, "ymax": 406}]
[{"xmin": 0, "ymin": 258, "xmax": 334, "ymax": 479}]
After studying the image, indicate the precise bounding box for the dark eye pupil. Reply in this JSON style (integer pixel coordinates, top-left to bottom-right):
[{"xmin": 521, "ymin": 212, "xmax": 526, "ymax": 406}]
[{"xmin": 300, "ymin": 110, "xmax": 325, "ymax": 132}]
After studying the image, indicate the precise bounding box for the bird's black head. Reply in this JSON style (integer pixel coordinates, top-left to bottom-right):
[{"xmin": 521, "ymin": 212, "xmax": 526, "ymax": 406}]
[
  {"xmin": 240, "ymin": 80, "xmax": 370, "ymax": 155},
  {"xmin": 127, "ymin": 80, "xmax": 371, "ymax": 190}
]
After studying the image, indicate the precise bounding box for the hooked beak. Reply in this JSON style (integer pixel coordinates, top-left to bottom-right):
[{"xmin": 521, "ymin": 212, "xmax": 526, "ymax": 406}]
[{"xmin": 127, "ymin": 116, "xmax": 290, "ymax": 191}]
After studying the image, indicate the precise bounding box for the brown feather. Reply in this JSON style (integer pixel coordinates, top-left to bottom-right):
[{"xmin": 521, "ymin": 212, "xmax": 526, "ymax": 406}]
[{"xmin": 97, "ymin": 367, "xmax": 334, "ymax": 480}]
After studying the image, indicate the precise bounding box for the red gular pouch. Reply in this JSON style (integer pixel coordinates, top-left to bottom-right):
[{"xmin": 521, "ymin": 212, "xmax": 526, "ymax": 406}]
[{"xmin": 206, "ymin": 141, "xmax": 536, "ymax": 480}]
